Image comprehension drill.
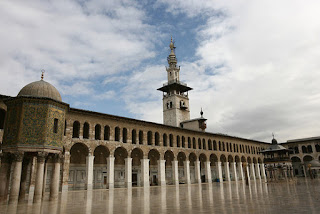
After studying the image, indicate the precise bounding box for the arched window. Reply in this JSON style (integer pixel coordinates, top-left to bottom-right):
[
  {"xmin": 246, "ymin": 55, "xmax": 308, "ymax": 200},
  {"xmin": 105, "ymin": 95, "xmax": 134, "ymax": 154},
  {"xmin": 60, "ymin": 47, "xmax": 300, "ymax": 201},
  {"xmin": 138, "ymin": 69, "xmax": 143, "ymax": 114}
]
[
  {"xmin": 182, "ymin": 136, "xmax": 185, "ymax": 148},
  {"xmin": 0, "ymin": 109, "xmax": 6, "ymax": 129},
  {"xmin": 202, "ymin": 139, "xmax": 206, "ymax": 150},
  {"xmin": 226, "ymin": 142, "xmax": 229, "ymax": 152},
  {"xmin": 147, "ymin": 131, "xmax": 152, "ymax": 145},
  {"xmin": 193, "ymin": 138, "xmax": 196, "ymax": 149},
  {"xmin": 236, "ymin": 144, "xmax": 239, "ymax": 153},
  {"xmin": 139, "ymin": 131, "xmax": 143, "ymax": 144},
  {"xmin": 188, "ymin": 137, "xmax": 191, "ymax": 148},
  {"xmin": 169, "ymin": 134, "xmax": 173, "ymax": 147},
  {"xmin": 198, "ymin": 138, "xmax": 202, "ymax": 149},
  {"xmin": 316, "ymin": 144, "xmax": 320, "ymax": 152},
  {"xmin": 219, "ymin": 141, "xmax": 221, "ymax": 151},
  {"xmin": 163, "ymin": 134, "xmax": 167, "ymax": 147},
  {"xmin": 302, "ymin": 146, "xmax": 307, "ymax": 153},
  {"xmin": 240, "ymin": 145, "xmax": 242, "ymax": 153},
  {"xmin": 123, "ymin": 128, "xmax": 127, "ymax": 143},
  {"xmin": 115, "ymin": 127, "xmax": 120, "ymax": 141},
  {"xmin": 289, "ymin": 147, "xmax": 294, "ymax": 154},
  {"xmin": 104, "ymin": 125, "xmax": 110, "ymax": 140},
  {"xmin": 213, "ymin": 141, "xmax": 217, "ymax": 151},
  {"xmin": 155, "ymin": 132, "xmax": 160, "ymax": 146},
  {"xmin": 307, "ymin": 145, "xmax": 313, "ymax": 153},
  {"xmin": 208, "ymin": 140, "xmax": 212, "ymax": 150},
  {"xmin": 176, "ymin": 136, "xmax": 180, "ymax": 147},
  {"xmin": 72, "ymin": 121, "xmax": 80, "ymax": 138},
  {"xmin": 222, "ymin": 142, "xmax": 225, "ymax": 151},
  {"xmin": 132, "ymin": 129, "xmax": 136, "ymax": 144},
  {"xmin": 83, "ymin": 122, "xmax": 90, "ymax": 139},
  {"xmin": 294, "ymin": 146, "xmax": 299, "ymax": 154},
  {"xmin": 95, "ymin": 124, "xmax": 101, "ymax": 140}
]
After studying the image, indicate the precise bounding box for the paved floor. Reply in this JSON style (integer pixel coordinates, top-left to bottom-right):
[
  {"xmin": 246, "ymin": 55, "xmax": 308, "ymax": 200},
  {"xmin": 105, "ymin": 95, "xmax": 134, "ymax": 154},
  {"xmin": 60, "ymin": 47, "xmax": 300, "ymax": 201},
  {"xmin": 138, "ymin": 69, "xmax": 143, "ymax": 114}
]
[{"xmin": 1, "ymin": 179, "xmax": 320, "ymax": 214}]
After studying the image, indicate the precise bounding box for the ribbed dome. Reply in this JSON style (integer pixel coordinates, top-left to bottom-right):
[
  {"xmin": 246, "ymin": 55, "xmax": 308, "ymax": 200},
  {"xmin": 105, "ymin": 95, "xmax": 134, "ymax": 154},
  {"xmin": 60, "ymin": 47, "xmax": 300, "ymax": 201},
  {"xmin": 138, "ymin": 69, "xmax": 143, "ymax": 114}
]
[{"xmin": 18, "ymin": 80, "xmax": 62, "ymax": 102}]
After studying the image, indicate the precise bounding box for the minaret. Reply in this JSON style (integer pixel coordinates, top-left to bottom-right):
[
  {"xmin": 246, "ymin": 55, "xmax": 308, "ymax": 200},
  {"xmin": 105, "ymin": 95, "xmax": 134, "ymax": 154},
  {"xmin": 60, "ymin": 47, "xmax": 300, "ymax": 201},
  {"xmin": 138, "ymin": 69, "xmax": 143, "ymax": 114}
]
[{"xmin": 158, "ymin": 38, "xmax": 192, "ymax": 127}]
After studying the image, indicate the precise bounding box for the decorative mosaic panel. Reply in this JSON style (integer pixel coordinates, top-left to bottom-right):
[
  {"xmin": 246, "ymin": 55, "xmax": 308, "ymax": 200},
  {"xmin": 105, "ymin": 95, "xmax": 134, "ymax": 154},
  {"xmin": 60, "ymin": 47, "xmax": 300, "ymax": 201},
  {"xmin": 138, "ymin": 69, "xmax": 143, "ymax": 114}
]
[
  {"xmin": 3, "ymin": 101, "xmax": 22, "ymax": 145},
  {"xmin": 45, "ymin": 105, "xmax": 65, "ymax": 148}
]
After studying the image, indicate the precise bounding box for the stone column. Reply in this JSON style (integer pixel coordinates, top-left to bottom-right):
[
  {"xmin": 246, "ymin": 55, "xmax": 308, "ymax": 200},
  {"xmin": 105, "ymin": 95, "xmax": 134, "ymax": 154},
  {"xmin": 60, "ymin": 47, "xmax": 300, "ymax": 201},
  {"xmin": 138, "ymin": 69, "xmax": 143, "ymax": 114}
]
[
  {"xmin": 86, "ymin": 154, "xmax": 95, "ymax": 190},
  {"xmin": 260, "ymin": 163, "xmax": 267, "ymax": 181},
  {"xmin": 157, "ymin": 159, "xmax": 166, "ymax": 186},
  {"xmin": 61, "ymin": 151, "xmax": 70, "ymax": 193},
  {"xmin": 302, "ymin": 164, "xmax": 306, "ymax": 177},
  {"xmin": 172, "ymin": 160, "xmax": 179, "ymax": 185},
  {"xmin": 216, "ymin": 162, "xmax": 223, "ymax": 182},
  {"xmin": 0, "ymin": 153, "xmax": 11, "ymax": 202},
  {"xmin": 141, "ymin": 158, "xmax": 150, "ymax": 187},
  {"xmin": 250, "ymin": 163, "xmax": 256, "ymax": 180},
  {"xmin": 107, "ymin": 156, "xmax": 115, "ymax": 189},
  {"xmin": 19, "ymin": 158, "xmax": 30, "ymax": 201},
  {"xmin": 28, "ymin": 157, "xmax": 37, "ymax": 201},
  {"xmin": 224, "ymin": 162, "xmax": 231, "ymax": 181},
  {"xmin": 34, "ymin": 152, "xmax": 47, "ymax": 203},
  {"xmin": 231, "ymin": 162, "xmax": 238, "ymax": 181},
  {"xmin": 50, "ymin": 154, "xmax": 61, "ymax": 201},
  {"xmin": 246, "ymin": 165, "xmax": 251, "ymax": 181},
  {"xmin": 184, "ymin": 160, "xmax": 191, "ymax": 184},
  {"xmin": 205, "ymin": 161, "xmax": 212, "ymax": 183},
  {"xmin": 238, "ymin": 163, "xmax": 244, "ymax": 181},
  {"xmin": 9, "ymin": 152, "xmax": 24, "ymax": 203},
  {"xmin": 42, "ymin": 160, "xmax": 48, "ymax": 197},
  {"xmin": 255, "ymin": 163, "xmax": 261, "ymax": 180},
  {"xmin": 125, "ymin": 158, "xmax": 132, "ymax": 188},
  {"xmin": 195, "ymin": 160, "xmax": 201, "ymax": 183}
]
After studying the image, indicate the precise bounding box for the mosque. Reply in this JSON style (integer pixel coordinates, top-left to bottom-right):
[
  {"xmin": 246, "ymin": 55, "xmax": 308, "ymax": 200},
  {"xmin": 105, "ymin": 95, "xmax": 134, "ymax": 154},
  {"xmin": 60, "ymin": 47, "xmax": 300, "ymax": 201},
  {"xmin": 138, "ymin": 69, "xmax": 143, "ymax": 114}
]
[{"xmin": 0, "ymin": 39, "xmax": 318, "ymax": 204}]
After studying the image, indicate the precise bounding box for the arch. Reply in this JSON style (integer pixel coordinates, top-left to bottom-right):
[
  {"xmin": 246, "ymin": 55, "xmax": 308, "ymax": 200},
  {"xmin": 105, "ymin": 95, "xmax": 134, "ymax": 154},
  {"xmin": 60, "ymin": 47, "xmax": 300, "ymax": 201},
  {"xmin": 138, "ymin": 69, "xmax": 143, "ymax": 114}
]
[
  {"xmin": 114, "ymin": 147, "xmax": 128, "ymax": 165},
  {"xmin": 303, "ymin": 155, "xmax": 314, "ymax": 162},
  {"xmin": 148, "ymin": 149, "xmax": 160, "ymax": 166},
  {"xmin": 198, "ymin": 138, "xmax": 202, "ymax": 149},
  {"xmin": 0, "ymin": 108, "xmax": 6, "ymax": 129},
  {"xmin": 95, "ymin": 124, "xmax": 101, "ymax": 140},
  {"xmin": 131, "ymin": 148, "xmax": 144, "ymax": 166},
  {"xmin": 189, "ymin": 153, "xmax": 197, "ymax": 166},
  {"xmin": 147, "ymin": 131, "xmax": 153, "ymax": 145},
  {"xmin": 199, "ymin": 153, "xmax": 207, "ymax": 163},
  {"xmin": 316, "ymin": 144, "xmax": 320, "ymax": 152},
  {"xmin": 104, "ymin": 125, "xmax": 110, "ymax": 140},
  {"xmin": 132, "ymin": 129, "xmax": 137, "ymax": 144},
  {"xmin": 182, "ymin": 136, "xmax": 185, "ymax": 148},
  {"xmin": 241, "ymin": 156, "xmax": 246, "ymax": 162},
  {"xmin": 208, "ymin": 139, "xmax": 212, "ymax": 150},
  {"xmin": 213, "ymin": 140, "xmax": 217, "ymax": 151},
  {"xmin": 202, "ymin": 139, "xmax": 206, "ymax": 150},
  {"xmin": 94, "ymin": 145, "xmax": 110, "ymax": 164},
  {"xmin": 294, "ymin": 146, "xmax": 299, "ymax": 154},
  {"xmin": 227, "ymin": 155, "xmax": 233, "ymax": 163},
  {"xmin": 177, "ymin": 152, "xmax": 186, "ymax": 166},
  {"xmin": 83, "ymin": 122, "xmax": 90, "ymax": 139},
  {"xmin": 164, "ymin": 150, "xmax": 174, "ymax": 167},
  {"xmin": 115, "ymin": 127, "xmax": 120, "ymax": 141},
  {"xmin": 176, "ymin": 135, "xmax": 180, "ymax": 147},
  {"xmin": 307, "ymin": 145, "xmax": 313, "ymax": 153},
  {"xmin": 188, "ymin": 137, "xmax": 191, "ymax": 148},
  {"xmin": 210, "ymin": 154, "xmax": 218, "ymax": 166},
  {"xmin": 163, "ymin": 134, "xmax": 168, "ymax": 147},
  {"xmin": 302, "ymin": 146, "xmax": 307, "ymax": 153},
  {"xmin": 235, "ymin": 155, "xmax": 241, "ymax": 163},
  {"xmin": 193, "ymin": 137, "xmax": 196, "ymax": 149},
  {"xmin": 169, "ymin": 134, "xmax": 173, "ymax": 147},
  {"xmin": 155, "ymin": 132, "xmax": 160, "ymax": 146},
  {"xmin": 72, "ymin": 121, "xmax": 80, "ymax": 138},
  {"xmin": 220, "ymin": 154, "xmax": 226, "ymax": 163},
  {"xmin": 70, "ymin": 143, "xmax": 89, "ymax": 164},
  {"xmin": 247, "ymin": 157, "xmax": 252, "ymax": 163},
  {"xmin": 258, "ymin": 157, "xmax": 262, "ymax": 163},
  {"xmin": 123, "ymin": 128, "xmax": 128, "ymax": 143},
  {"xmin": 291, "ymin": 156, "xmax": 302, "ymax": 162},
  {"xmin": 139, "ymin": 130, "xmax": 143, "ymax": 144},
  {"xmin": 253, "ymin": 157, "xmax": 257, "ymax": 164}
]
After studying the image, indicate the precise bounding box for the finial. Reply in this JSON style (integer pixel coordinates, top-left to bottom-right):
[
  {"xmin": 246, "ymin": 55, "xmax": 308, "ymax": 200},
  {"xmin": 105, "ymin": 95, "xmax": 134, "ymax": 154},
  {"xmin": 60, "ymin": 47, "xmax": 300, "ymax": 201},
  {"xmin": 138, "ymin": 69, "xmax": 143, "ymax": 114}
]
[
  {"xmin": 171, "ymin": 36, "xmax": 173, "ymax": 42},
  {"xmin": 200, "ymin": 108, "xmax": 203, "ymax": 117},
  {"xmin": 272, "ymin": 133, "xmax": 275, "ymax": 139},
  {"xmin": 41, "ymin": 69, "xmax": 45, "ymax": 80},
  {"xmin": 169, "ymin": 36, "xmax": 175, "ymax": 50}
]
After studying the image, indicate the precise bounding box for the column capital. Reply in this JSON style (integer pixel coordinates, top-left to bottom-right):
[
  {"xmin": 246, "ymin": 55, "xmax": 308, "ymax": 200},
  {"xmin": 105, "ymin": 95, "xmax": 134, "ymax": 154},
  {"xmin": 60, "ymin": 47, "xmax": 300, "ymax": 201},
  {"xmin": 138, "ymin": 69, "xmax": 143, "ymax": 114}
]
[
  {"xmin": 52, "ymin": 153, "xmax": 63, "ymax": 163},
  {"xmin": 37, "ymin": 152, "xmax": 48, "ymax": 163},
  {"xmin": 12, "ymin": 151, "xmax": 24, "ymax": 162}
]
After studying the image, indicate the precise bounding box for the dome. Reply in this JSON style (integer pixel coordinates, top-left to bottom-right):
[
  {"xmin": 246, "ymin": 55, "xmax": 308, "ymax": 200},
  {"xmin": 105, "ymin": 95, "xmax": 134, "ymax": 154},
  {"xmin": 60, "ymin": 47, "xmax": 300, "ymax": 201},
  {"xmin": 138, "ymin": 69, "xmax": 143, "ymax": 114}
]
[{"xmin": 17, "ymin": 80, "xmax": 62, "ymax": 102}]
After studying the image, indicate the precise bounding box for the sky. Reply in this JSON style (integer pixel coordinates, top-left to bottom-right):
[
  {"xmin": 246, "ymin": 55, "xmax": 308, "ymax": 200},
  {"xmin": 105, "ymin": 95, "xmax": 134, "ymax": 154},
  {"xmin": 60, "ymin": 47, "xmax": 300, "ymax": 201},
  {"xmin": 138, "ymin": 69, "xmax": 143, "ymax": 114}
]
[{"xmin": 1, "ymin": 0, "xmax": 320, "ymax": 143}]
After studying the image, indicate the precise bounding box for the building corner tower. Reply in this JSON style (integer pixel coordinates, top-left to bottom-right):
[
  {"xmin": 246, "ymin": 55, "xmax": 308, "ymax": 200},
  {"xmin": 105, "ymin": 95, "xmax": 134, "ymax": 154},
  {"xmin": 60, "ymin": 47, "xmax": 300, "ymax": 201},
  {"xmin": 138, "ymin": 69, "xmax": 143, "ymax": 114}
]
[{"xmin": 158, "ymin": 38, "xmax": 193, "ymax": 127}]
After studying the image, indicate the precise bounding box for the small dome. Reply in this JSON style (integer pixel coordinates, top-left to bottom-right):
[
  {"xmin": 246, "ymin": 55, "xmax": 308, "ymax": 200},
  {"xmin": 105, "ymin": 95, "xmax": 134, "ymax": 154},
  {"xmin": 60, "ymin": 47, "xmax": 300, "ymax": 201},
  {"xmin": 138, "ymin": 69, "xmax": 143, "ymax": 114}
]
[{"xmin": 18, "ymin": 80, "xmax": 62, "ymax": 102}]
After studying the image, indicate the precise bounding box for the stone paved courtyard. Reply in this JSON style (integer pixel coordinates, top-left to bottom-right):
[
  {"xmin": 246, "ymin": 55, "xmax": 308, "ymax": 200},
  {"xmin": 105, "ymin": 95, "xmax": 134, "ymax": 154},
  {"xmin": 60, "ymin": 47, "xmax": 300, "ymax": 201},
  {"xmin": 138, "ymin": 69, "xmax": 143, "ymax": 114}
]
[{"xmin": 1, "ymin": 179, "xmax": 319, "ymax": 214}]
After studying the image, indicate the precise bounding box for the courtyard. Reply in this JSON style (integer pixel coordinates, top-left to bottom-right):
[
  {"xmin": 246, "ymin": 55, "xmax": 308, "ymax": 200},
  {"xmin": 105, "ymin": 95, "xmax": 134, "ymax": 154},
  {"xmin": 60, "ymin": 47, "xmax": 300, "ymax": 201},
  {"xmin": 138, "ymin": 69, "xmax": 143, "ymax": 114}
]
[{"xmin": 1, "ymin": 179, "xmax": 319, "ymax": 214}]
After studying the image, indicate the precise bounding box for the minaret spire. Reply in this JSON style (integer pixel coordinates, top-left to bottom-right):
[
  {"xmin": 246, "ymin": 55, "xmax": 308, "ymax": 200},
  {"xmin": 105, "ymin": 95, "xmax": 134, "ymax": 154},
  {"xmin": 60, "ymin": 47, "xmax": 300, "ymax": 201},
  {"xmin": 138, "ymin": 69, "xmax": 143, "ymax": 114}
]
[{"xmin": 41, "ymin": 69, "xmax": 45, "ymax": 80}]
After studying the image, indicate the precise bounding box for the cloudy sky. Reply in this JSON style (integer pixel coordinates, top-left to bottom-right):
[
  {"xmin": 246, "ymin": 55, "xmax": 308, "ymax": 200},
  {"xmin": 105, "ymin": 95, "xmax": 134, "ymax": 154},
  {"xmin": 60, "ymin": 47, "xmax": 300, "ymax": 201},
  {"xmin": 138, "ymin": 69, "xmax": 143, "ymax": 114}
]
[{"xmin": 1, "ymin": 0, "xmax": 320, "ymax": 143}]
